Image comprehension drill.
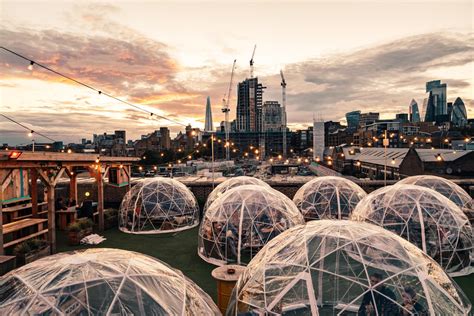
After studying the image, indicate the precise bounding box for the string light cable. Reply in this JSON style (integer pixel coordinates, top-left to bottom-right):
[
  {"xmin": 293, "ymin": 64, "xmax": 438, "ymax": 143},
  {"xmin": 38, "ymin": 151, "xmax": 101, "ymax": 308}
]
[
  {"xmin": 0, "ymin": 113, "xmax": 56, "ymax": 142},
  {"xmin": 0, "ymin": 46, "xmax": 187, "ymax": 127}
]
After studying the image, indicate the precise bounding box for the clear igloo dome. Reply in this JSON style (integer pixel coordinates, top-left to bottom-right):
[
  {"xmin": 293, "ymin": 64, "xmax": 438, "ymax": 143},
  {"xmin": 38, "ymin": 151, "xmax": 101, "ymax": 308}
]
[
  {"xmin": 119, "ymin": 177, "xmax": 199, "ymax": 234},
  {"xmin": 0, "ymin": 248, "xmax": 220, "ymax": 315},
  {"xmin": 204, "ymin": 176, "xmax": 270, "ymax": 211},
  {"xmin": 351, "ymin": 184, "xmax": 473, "ymax": 275},
  {"xmin": 293, "ymin": 176, "xmax": 367, "ymax": 221},
  {"xmin": 398, "ymin": 175, "xmax": 474, "ymax": 222},
  {"xmin": 198, "ymin": 185, "xmax": 304, "ymax": 266},
  {"xmin": 227, "ymin": 220, "xmax": 472, "ymax": 316}
]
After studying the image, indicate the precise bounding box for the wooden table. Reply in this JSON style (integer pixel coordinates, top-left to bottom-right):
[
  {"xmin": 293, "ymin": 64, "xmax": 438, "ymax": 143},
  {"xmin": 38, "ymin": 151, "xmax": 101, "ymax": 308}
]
[
  {"xmin": 57, "ymin": 207, "xmax": 78, "ymax": 230},
  {"xmin": 3, "ymin": 218, "xmax": 48, "ymax": 249}
]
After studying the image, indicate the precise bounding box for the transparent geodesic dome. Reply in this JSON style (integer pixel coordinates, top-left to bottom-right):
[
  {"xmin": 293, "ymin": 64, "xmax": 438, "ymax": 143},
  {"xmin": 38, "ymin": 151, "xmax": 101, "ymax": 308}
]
[
  {"xmin": 119, "ymin": 177, "xmax": 199, "ymax": 234},
  {"xmin": 198, "ymin": 185, "xmax": 305, "ymax": 266},
  {"xmin": 204, "ymin": 176, "xmax": 270, "ymax": 211},
  {"xmin": 0, "ymin": 248, "xmax": 220, "ymax": 315},
  {"xmin": 227, "ymin": 220, "xmax": 472, "ymax": 316},
  {"xmin": 351, "ymin": 184, "xmax": 473, "ymax": 276},
  {"xmin": 293, "ymin": 176, "xmax": 367, "ymax": 221},
  {"xmin": 398, "ymin": 175, "xmax": 474, "ymax": 223}
]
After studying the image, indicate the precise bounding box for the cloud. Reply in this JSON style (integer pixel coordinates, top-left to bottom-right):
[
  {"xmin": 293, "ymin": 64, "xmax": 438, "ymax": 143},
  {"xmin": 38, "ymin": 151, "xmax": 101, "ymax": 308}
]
[
  {"xmin": 278, "ymin": 32, "xmax": 473, "ymax": 123},
  {"xmin": 1, "ymin": 21, "xmax": 473, "ymax": 146},
  {"xmin": 0, "ymin": 28, "xmax": 177, "ymax": 92}
]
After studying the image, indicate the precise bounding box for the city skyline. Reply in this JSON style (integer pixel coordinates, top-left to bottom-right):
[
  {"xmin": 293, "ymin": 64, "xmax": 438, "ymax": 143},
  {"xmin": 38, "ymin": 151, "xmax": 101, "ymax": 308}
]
[{"xmin": 1, "ymin": 1, "xmax": 473, "ymax": 145}]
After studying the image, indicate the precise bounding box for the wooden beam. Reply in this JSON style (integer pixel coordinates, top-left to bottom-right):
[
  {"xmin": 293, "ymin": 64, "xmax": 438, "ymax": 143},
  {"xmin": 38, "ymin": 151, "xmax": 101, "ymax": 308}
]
[
  {"xmin": 1, "ymin": 169, "xmax": 13, "ymax": 192},
  {"xmin": 30, "ymin": 168, "xmax": 38, "ymax": 216},
  {"xmin": 96, "ymin": 168, "xmax": 104, "ymax": 231},
  {"xmin": 103, "ymin": 166, "xmax": 110, "ymax": 182},
  {"xmin": 36, "ymin": 168, "xmax": 52, "ymax": 186},
  {"xmin": 46, "ymin": 182, "xmax": 56, "ymax": 254},
  {"xmin": 52, "ymin": 167, "xmax": 66, "ymax": 187}
]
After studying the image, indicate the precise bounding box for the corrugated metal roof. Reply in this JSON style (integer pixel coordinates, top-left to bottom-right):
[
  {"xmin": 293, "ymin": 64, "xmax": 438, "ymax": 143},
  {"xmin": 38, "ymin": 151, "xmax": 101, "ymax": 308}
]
[{"xmin": 337, "ymin": 146, "xmax": 472, "ymax": 168}]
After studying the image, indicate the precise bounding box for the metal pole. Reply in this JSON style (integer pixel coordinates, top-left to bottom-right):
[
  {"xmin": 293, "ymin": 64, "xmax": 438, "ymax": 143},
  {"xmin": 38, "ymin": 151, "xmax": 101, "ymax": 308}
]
[
  {"xmin": 383, "ymin": 130, "xmax": 388, "ymax": 186},
  {"xmin": 32, "ymin": 139, "xmax": 35, "ymax": 152},
  {"xmin": 211, "ymin": 133, "xmax": 215, "ymax": 189}
]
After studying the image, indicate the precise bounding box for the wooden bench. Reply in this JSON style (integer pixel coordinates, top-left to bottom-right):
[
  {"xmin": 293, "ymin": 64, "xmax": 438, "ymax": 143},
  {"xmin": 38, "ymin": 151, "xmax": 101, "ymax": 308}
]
[
  {"xmin": 3, "ymin": 218, "xmax": 48, "ymax": 249},
  {"xmin": 3, "ymin": 202, "xmax": 48, "ymax": 223}
]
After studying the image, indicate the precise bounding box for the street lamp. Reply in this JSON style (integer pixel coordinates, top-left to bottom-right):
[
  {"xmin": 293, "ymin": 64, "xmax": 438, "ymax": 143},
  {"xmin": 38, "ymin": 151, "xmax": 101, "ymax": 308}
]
[{"xmin": 383, "ymin": 130, "xmax": 389, "ymax": 186}]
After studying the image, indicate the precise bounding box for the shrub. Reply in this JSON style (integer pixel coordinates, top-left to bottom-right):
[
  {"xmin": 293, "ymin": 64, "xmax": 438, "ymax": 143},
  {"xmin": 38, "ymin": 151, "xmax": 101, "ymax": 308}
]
[
  {"xmin": 14, "ymin": 242, "xmax": 31, "ymax": 256},
  {"xmin": 104, "ymin": 208, "xmax": 118, "ymax": 219},
  {"xmin": 67, "ymin": 222, "xmax": 82, "ymax": 233},
  {"xmin": 78, "ymin": 219, "xmax": 94, "ymax": 230},
  {"xmin": 13, "ymin": 239, "xmax": 49, "ymax": 255}
]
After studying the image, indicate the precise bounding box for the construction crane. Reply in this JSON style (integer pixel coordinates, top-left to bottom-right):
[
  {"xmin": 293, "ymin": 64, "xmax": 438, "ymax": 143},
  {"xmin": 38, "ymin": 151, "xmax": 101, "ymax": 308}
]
[
  {"xmin": 280, "ymin": 69, "xmax": 287, "ymax": 159},
  {"xmin": 222, "ymin": 59, "xmax": 237, "ymax": 160},
  {"xmin": 249, "ymin": 44, "xmax": 256, "ymax": 78}
]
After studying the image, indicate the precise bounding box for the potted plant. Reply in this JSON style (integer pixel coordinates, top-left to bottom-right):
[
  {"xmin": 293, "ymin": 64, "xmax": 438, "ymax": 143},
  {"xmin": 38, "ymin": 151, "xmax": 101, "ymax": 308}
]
[
  {"xmin": 14, "ymin": 239, "xmax": 50, "ymax": 265},
  {"xmin": 104, "ymin": 208, "xmax": 118, "ymax": 230},
  {"xmin": 79, "ymin": 218, "xmax": 94, "ymax": 236}
]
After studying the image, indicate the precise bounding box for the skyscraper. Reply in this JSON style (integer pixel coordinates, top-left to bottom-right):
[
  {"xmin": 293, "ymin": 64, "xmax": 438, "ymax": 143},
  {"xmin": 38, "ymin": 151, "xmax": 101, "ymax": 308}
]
[
  {"xmin": 204, "ymin": 96, "xmax": 213, "ymax": 132},
  {"xmin": 236, "ymin": 78, "xmax": 265, "ymax": 132},
  {"xmin": 313, "ymin": 117, "xmax": 325, "ymax": 161},
  {"xmin": 424, "ymin": 80, "xmax": 447, "ymax": 122},
  {"xmin": 451, "ymin": 97, "xmax": 468, "ymax": 127},
  {"xmin": 345, "ymin": 110, "xmax": 361, "ymax": 129},
  {"xmin": 359, "ymin": 112, "xmax": 380, "ymax": 126},
  {"xmin": 409, "ymin": 99, "xmax": 420, "ymax": 123}
]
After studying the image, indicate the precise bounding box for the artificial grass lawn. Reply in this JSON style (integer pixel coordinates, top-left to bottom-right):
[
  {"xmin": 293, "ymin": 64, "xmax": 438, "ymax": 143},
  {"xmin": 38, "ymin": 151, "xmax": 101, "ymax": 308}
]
[{"xmin": 57, "ymin": 227, "xmax": 474, "ymax": 304}]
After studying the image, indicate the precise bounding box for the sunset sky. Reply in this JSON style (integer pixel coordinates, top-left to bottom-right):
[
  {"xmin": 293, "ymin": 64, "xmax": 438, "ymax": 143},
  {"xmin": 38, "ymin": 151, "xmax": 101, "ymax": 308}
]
[{"xmin": 1, "ymin": 0, "xmax": 473, "ymax": 145}]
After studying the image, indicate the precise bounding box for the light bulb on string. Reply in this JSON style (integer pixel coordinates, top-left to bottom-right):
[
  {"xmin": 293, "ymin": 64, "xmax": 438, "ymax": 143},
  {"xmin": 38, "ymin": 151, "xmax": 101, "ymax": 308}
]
[
  {"xmin": 28, "ymin": 130, "xmax": 34, "ymax": 137},
  {"xmin": 28, "ymin": 61, "xmax": 34, "ymax": 71}
]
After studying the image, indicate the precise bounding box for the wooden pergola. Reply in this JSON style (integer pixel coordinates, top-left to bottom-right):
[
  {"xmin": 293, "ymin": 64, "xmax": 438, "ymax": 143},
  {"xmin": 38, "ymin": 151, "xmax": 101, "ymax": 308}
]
[{"xmin": 0, "ymin": 151, "xmax": 139, "ymax": 255}]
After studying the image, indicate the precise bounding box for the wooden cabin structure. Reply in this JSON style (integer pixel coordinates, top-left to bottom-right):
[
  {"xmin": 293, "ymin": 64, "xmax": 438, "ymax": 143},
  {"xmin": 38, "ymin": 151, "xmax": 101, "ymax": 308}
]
[{"xmin": 0, "ymin": 151, "xmax": 139, "ymax": 255}]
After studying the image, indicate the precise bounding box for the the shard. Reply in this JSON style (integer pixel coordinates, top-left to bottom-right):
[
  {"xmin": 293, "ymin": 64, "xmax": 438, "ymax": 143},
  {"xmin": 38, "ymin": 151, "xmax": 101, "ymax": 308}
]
[
  {"xmin": 409, "ymin": 99, "xmax": 420, "ymax": 123},
  {"xmin": 204, "ymin": 96, "xmax": 213, "ymax": 132}
]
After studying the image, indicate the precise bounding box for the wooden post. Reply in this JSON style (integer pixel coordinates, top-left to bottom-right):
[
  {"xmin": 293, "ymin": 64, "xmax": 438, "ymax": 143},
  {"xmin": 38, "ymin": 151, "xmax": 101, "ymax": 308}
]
[
  {"xmin": 37, "ymin": 168, "xmax": 57, "ymax": 254},
  {"xmin": 0, "ymin": 190, "xmax": 4, "ymax": 255},
  {"xmin": 69, "ymin": 170, "xmax": 78, "ymax": 205},
  {"xmin": 47, "ymin": 183, "xmax": 56, "ymax": 254},
  {"xmin": 30, "ymin": 168, "xmax": 38, "ymax": 216},
  {"xmin": 96, "ymin": 167, "xmax": 104, "ymax": 231}
]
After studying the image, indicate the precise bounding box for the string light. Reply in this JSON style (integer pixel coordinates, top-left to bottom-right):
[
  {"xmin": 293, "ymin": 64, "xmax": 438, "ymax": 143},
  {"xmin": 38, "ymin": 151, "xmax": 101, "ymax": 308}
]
[
  {"xmin": 0, "ymin": 46, "xmax": 188, "ymax": 127},
  {"xmin": 1, "ymin": 114, "xmax": 56, "ymax": 142}
]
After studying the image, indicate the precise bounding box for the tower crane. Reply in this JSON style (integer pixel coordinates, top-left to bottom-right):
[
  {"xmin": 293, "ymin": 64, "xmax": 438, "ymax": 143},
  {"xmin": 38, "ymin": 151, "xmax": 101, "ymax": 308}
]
[
  {"xmin": 249, "ymin": 45, "xmax": 256, "ymax": 78},
  {"xmin": 222, "ymin": 59, "xmax": 237, "ymax": 160},
  {"xmin": 280, "ymin": 70, "xmax": 287, "ymax": 158}
]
